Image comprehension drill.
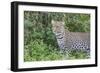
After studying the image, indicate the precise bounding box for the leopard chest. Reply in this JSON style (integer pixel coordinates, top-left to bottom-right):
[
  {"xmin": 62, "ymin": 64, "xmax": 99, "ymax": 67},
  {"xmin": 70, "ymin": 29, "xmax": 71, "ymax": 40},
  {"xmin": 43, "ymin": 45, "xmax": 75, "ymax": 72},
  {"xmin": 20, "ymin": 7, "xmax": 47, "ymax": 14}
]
[{"xmin": 55, "ymin": 32, "xmax": 66, "ymax": 50}]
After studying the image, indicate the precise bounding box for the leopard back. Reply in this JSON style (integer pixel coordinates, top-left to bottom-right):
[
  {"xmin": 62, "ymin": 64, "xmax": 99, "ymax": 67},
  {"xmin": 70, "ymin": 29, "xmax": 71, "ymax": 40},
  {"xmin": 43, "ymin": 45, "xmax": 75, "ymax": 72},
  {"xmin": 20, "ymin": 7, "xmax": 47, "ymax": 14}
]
[{"xmin": 66, "ymin": 32, "xmax": 90, "ymax": 52}]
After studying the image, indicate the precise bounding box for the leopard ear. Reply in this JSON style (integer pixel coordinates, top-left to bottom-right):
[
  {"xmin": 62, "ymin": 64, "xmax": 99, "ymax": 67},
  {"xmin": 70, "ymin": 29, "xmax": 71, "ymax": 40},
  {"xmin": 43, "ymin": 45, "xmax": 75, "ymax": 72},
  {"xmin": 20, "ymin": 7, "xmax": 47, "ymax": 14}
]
[
  {"xmin": 60, "ymin": 21, "xmax": 64, "ymax": 26},
  {"xmin": 51, "ymin": 20, "xmax": 55, "ymax": 24},
  {"xmin": 62, "ymin": 22, "xmax": 65, "ymax": 25}
]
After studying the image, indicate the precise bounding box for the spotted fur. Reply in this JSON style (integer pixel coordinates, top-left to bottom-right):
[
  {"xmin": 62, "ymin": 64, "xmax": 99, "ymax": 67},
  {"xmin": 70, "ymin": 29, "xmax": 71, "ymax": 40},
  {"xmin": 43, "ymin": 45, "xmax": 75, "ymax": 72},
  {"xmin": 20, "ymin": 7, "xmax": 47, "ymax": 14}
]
[{"xmin": 52, "ymin": 20, "xmax": 90, "ymax": 55}]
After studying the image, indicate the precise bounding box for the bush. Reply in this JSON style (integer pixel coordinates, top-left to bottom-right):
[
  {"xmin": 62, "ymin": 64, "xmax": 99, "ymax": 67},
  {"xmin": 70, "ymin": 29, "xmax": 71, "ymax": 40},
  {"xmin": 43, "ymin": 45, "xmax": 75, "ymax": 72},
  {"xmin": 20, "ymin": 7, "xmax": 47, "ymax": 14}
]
[
  {"xmin": 24, "ymin": 39, "xmax": 63, "ymax": 61},
  {"xmin": 24, "ymin": 11, "xmax": 90, "ymax": 61},
  {"xmin": 68, "ymin": 50, "xmax": 89, "ymax": 59}
]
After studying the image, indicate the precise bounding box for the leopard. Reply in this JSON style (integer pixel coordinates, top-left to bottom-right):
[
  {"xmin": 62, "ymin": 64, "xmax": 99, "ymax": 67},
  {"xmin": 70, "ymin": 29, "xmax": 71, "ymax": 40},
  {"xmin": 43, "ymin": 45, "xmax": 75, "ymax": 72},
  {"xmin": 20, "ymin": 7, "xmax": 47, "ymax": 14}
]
[{"xmin": 51, "ymin": 20, "xmax": 90, "ymax": 57}]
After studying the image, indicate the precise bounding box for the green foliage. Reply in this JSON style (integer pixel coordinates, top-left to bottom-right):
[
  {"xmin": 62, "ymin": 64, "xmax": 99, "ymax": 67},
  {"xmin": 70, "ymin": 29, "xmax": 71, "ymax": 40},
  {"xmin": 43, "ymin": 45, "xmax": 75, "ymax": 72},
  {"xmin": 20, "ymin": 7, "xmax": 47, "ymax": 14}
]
[
  {"xmin": 68, "ymin": 50, "xmax": 89, "ymax": 59},
  {"xmin": 64, "ymin": 13, "xmax": 90, "ymax": 32},
  {"xmin": 24, "ymin": 11, "xmax": 90, "ymax": 61},
  {"xmin": 24, "ymin": 39, "xmax": 63, "ymax": 61}
]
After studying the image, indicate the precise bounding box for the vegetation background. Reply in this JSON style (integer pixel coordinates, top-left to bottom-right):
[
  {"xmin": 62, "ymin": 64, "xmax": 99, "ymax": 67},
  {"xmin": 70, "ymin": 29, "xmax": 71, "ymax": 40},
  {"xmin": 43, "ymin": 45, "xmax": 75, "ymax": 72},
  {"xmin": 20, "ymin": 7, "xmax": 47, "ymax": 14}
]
[{"xmin": 24, "ymin": 11, "xmax": 90, "ymax": 62}]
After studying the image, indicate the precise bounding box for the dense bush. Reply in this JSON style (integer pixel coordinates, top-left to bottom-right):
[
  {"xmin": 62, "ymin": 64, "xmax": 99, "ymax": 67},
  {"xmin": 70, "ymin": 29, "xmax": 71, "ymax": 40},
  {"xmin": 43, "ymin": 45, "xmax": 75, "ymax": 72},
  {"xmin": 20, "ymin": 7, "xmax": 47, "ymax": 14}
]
[
  {"xmin": 24, "ymin": 11, "xmax": 90, "ymax": 61},
  {"xmin": 24, "ymin": 39, "xmax": 63, "ymax": 61},
  {"xmin": 64, "ymin": 13, "xmax": 90, "ymax": 32}
]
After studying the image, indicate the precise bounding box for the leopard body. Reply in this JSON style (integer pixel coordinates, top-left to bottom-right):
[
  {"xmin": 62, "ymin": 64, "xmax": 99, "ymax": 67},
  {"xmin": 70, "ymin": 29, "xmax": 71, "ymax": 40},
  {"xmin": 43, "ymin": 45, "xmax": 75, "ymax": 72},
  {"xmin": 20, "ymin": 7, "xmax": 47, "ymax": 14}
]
[{"xmin": 52, "ymin": 20, "xmax": 90, "ymax": 54}]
